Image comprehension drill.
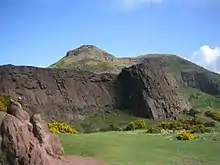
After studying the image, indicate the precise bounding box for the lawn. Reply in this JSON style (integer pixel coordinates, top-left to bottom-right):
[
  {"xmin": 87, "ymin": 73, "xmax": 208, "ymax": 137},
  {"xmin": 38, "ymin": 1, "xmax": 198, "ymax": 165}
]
[{"xmin": 60, "ymin": 131, "xmax": 220, "ymax": 165}]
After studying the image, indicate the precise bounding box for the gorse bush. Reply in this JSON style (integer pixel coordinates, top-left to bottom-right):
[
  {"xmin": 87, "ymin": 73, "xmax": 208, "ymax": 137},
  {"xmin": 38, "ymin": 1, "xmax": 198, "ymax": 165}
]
[
  {"xmin": 205, "ymin": 110, "xmax": 220, "ymax": 122},
  {"xmin": 48, "ymin": 122, "xmax": 78, "ymax": 134},
  {"xmin": 0, "ymin": 94, "xmax": 11, "ymax": 112},
  {"xmin": 125, "ymin": 119, "xmax": 147, "ymax": 130},
  {"xmin": 176, "ymin": 131, "xmax": 196, "ymax": 140},
  {"xmin": 147, "ymin": 117, "xmax": 211, "ymax": 134},
  {"xmin": 147, "ymin": 126, "xmax": 162, "ymax": 133}
]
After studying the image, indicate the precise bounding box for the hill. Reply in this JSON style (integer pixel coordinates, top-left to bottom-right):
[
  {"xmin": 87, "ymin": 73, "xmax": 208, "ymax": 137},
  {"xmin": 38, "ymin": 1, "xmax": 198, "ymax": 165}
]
[
  {"xmin": 49, "ymin": 45, "xmax": 138, "ymax": 74},
  {"xmin": 50, "ymin": 45, "xmax": 220, "ymax": 107},
  {"xmin": 1, "ymin": 45, "xmax": 220, "ymax": 132}
]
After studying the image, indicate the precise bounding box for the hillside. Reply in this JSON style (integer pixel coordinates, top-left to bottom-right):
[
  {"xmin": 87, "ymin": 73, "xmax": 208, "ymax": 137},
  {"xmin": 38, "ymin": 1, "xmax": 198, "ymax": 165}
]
[
  {"xmin": 0, "ymin": 57, "xmax": 190, "ymax": 125},
  {"xmin": 50, "ymin": 45, "xmax": 220, "ymax": 111},
  {"xmin": 49, "ymin": 45, "xmax": 138, "ymax": 74},
  {"xmin": 1, "ymin": 45, "xmax": 220, "ymax": 131}
]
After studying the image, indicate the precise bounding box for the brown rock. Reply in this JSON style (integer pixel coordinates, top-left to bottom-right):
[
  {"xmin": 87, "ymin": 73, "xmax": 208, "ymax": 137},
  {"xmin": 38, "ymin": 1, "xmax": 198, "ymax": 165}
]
[
  {"xmin": 0, "ymin": 100, "xmax": 107, "ymax": 165},
  {"xmin": 117, "ymin": 58, "xmax": 190, "ymax": 120},
  {"xmin": 0, "ymin": 65, "xmax": 117, "ymax": 123}
]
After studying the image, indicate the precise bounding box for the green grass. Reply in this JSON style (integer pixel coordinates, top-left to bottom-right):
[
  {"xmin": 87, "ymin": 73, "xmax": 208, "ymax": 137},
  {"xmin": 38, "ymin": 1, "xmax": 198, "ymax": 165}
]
[
  {"xmin": 70, "ymin": 110, "xmax": 155, "ymax": 133},
  {"xmin": 180, "ymin": 87, "xmax": 220, "ymax": 111},
  {"xmin": 60, "ymin": 131, "xmax": 220, "ymax": 165}
]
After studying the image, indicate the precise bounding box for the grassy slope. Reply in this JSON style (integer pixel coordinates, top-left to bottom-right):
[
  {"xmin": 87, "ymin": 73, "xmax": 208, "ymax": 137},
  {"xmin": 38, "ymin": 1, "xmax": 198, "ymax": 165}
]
[
  {"xmin": 60, "ymin": 131, "xmax": 220, "ymax": 165},
  {"xmin": 180, "ymin": 87, "xmax": 220, "ymax": 111},
  {"xmin": 50, "ymin": 45, "xmax": 137, "ymax": 74},
  {"xmin": 70, "ymin": 110, "xmax": 156, "ymax": 133}
]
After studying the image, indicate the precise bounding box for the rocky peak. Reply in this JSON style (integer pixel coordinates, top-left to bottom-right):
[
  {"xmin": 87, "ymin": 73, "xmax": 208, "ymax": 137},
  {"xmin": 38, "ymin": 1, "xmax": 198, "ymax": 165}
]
[{"xmin": 0, "ymin": 99, "xmax": 107, "ymax": 165}]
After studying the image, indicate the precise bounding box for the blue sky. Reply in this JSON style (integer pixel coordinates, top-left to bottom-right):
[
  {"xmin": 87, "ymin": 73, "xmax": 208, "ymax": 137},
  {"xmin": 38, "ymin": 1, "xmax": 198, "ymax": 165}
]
[{"xmin": 0, "ymin": 0, "xmax": 220, "ymax": 72}]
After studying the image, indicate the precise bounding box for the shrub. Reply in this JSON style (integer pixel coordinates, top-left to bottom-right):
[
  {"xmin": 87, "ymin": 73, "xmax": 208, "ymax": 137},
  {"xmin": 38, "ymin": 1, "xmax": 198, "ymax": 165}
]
[
  {"xmin": 205, "ymin": 110, "xmax": 220, "ymax": 122},
  {"xmin": 125, "ymin": 119, "xmax": 147, "ymax": 130},
  {"xmin": 204, "ymin": 121, "xmax": 215, "ymax": 127},
  {"xmin": 188, "ymin": 124, "xmax": 212, "ymax": 133},
  {"xmin": 187, "ymin": 108, "xmax": 201, "ymax": 117},
  {"xmin": 147, "ymin": 117, "xmax": 211, "ymax": 134},
  {"xmin": 146, "ymin": 126, "xmax": 162, "ymax": 133},
  {"xmin": 176, "ymin": 131, "xmax": 196, "ymax": 140},
  {"xmin": 48, "ymin": 122, "xmax": 78, "ymax": 134},
  {"xmin": 0, "ymin": 94, "xmax": 11, "ymax": 112},
  {"xmin": 156, "ymin": 121, "xmax": 174, "ymax": 130}
]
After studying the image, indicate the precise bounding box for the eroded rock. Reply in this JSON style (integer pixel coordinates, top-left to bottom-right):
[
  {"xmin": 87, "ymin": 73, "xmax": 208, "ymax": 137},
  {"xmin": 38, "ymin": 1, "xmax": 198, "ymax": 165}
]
[
  {"xmin": 0, "ymin": 65, "xmax": 117, "ymax": 123},
  {"xmin": 117, "ymin": 58, "xmax": 190, "ymax": 120},
  {"xmin": 0, "ymin": 100, "xmax": 106, "ymax": 165}
]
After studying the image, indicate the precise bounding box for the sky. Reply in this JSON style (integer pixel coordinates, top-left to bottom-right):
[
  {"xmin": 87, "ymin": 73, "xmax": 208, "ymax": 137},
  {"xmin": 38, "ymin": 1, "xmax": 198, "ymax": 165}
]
[{"xmin": 0, "ymin": 0, "xmax": 220, "ymax": 72}]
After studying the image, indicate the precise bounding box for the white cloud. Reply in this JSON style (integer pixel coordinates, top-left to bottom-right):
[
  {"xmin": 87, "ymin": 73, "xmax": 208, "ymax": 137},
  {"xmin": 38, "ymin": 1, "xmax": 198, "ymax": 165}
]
[
  {"xmin": 116, "ymin": 0, "xmax": 164, "ymax": 10},
  {"xmin": 190, "ymin": 45, "xmax": 220, "ymax": 73}
]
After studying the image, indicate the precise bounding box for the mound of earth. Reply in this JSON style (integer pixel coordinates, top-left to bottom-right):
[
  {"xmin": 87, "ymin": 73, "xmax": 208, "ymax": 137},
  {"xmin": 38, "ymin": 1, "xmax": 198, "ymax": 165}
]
[{"xmin": 0, "ymin": 99, "xmax": 107, "ymax": 165}]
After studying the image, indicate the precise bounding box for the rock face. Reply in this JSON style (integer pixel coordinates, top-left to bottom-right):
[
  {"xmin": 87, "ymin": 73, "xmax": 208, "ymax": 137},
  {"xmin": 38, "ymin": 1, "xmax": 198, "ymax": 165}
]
[
  {"xmin": 0, "ymin": 100, "xmax": 106, "ymax": 165},
  {"xmin": 117, "ymin": 58, "xmax": 189, "ymax": 120},
  {"xmin": 0, "ymin": 60, "xmax": 191, "ymax": 122},
  {"xmin": 0, "ymin": 65, "xmax": 117, "ymax": 122},
  {"xmin": 181, "ymin": 71, "xmax": 220, "ymax": 96}
]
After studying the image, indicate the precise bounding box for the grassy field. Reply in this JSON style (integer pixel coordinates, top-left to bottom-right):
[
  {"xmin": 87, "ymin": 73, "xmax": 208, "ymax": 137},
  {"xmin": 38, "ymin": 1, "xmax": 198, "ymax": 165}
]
[{"xmin": 60, "ymin": 131, "xmax": 220, "ymax": 165}]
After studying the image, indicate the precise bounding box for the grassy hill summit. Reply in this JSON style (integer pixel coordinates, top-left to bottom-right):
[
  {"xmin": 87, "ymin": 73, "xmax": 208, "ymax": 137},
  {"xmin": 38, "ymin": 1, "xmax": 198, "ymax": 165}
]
[{"xmin": 49, "ymin": 45, "xmax": 138, "ymax": 74}]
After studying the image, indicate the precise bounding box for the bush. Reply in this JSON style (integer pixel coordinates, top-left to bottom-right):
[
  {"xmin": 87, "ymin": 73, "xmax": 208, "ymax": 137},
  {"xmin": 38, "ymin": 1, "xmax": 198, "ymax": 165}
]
[
  {"xmin": 0, "ymin": 94, "xmax": 11, "ymax": 112},
  {"xmin": 176, "ymin": 131, "xmax": 196, "ymax": 140},
  {"xmin": 48, "ymin": 122, "xmax": 78, "ymax": 134},
  {"xmin": 156, "ymin": 121, "xmax": 174, "ymax": 130},
  {"xmin": 204, "ymin": 121, "xmax": 215, "ymax": 127},
  {"xmin": 205, "ymin": 110, "xmax": 220, "ymax": 122},
  {"xmin": 187, "ymin": 108, "xmax": 201, "ymax": 117},
  {"xmin": 146, "ymin": 126, "xmax": 162, "ymax": 133},
  {"xmin": 188, "ymin": 124, "xmax": 212, "ymax": 133},
  {"xmin": 125, "ymin": 119, "xmax": 147, "ymax": 130},
  {"xmin": 147, "ymin": 117, "xmax": 211, "ymax": 134}
]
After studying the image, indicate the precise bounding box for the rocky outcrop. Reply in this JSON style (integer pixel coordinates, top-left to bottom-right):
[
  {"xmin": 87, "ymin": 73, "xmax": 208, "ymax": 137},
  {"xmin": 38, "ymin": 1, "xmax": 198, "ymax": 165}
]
[
  {"xmin": 117, "ymin": 58, "xmax": 189, "ymax": 120},
  {"xmin": 0, "ymin": 65, "xmax": 117, "ymax": 122},
  {"xmin": 181, "ymin": 71, "xmax": 220, "ymax": 96},
  {"xmin": 0, "ymin": 100, "xmax": 107, "ymax": 165}
]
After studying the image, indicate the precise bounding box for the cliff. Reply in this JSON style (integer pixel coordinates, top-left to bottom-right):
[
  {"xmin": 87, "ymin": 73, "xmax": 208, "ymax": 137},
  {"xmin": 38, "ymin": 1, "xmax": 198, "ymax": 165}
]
[
  {"xmin": 117, "ymin": 58, "xmax": 189, "ymax": 120},
  {"xmin": 0, "ymin": 65, "xmax": 117, "ymax": 122},
  {"xmin": 0, "ymin": 60, "xmax": 190, "ymax": 122}
]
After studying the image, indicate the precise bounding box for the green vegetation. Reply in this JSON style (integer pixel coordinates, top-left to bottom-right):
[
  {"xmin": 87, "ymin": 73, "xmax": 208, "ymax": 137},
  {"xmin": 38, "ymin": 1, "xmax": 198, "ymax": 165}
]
[
  {"xmin": 60, "ymin": 131, "xmax": 220, "ymax": 165},
  {"xmin": 205, "ymin": 110, "xmax": 220, "ymax": 122},
  {"xmin": 180, "ymin": 87, "xmax": 220, "ymax": 111},
  {"xmin": 0, "ymin": 94, "xmax": 11, "ymax": 112},
  {"xmin": 125, "ymin": 119, "xmax": 147, "ymax": 130},
  {"xmin": 146, "ymin": 117, "xmax": 212, "ymax": 134},
  {"xmin": 48, "ymin": 122, "xmax": 78, "ymax": 134},
  {"xmin": 176, "ymin": 131, "xmax": 196, "ymax": 140},
  {"xmin": 70, "ymin": 110, "xmax": 153, "ymax": 133}
]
